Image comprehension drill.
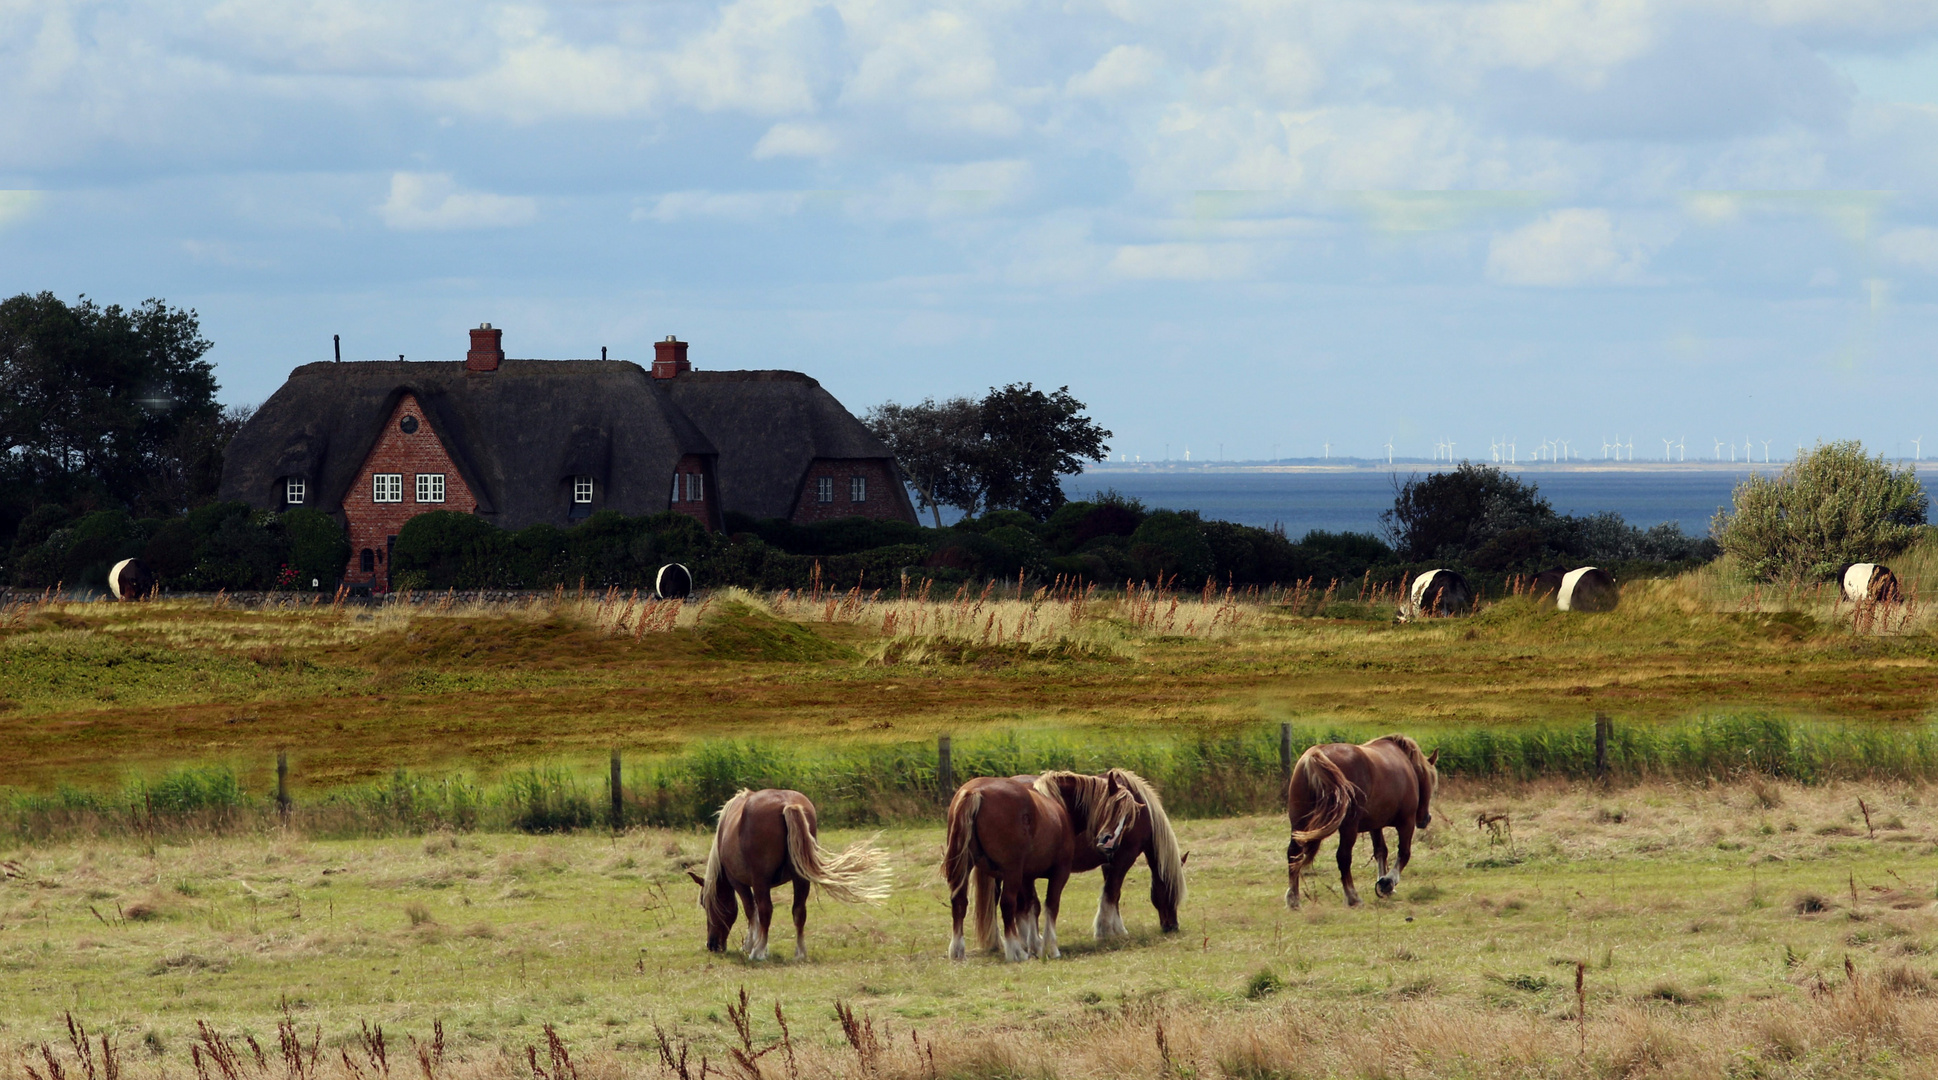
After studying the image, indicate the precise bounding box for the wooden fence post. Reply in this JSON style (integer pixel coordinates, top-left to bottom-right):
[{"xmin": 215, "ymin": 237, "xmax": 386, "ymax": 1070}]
[
  {"xmin": 1280, "ymin": 723, "xmax": 1293, "ymax": 783},
  {"xmin": 1594, "ymin": 713, "xmax": 1611, "ymax": 781},
  {"xmin": 938, "ymin": 736, "xmax": 954, "ymax": 801},
  {"xmin": 275, "ymin": 752, "xmax": 290, "ymax": 823},
  {"xmin": 610, "ymin": 749, "xmax": 624, "ymax": 832}
]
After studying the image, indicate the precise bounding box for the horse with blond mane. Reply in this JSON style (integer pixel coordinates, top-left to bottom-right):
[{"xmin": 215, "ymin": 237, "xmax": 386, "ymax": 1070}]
[
  {"xmin": 943, "ymin": 771, "xmax": 1140, "ymax": 961},
  {"xmin": 1008, "ymin": 769, "xmax": 1188, "ymax": 939},
  {"xmin": 1285, "ymin": 735, "xmax": 1438, "ymax": 908},
  {"xmin": 686, "ymin": 789, "xmax": 890, "ymax": 960}
]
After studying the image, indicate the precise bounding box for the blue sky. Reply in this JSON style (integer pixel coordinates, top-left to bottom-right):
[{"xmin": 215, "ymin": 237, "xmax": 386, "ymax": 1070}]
[{"xmin": 5, "ymin": 0, "xmax": 1938, "ymax": 464}]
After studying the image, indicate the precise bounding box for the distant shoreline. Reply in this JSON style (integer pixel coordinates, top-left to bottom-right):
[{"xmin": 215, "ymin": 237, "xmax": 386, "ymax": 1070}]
[{"xmin": 1082, "ymin": 460, "xmax": 1812, "ymax": 475}]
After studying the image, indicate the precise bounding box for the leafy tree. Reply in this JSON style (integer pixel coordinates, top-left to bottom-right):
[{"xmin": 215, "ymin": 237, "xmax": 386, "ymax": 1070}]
[
  {"xmin": 863, "ymin": 397, "xmax": 982, "ymax": 525},
  {"xmin": 1713, "ymin": 441, "xmax": 1927, "ymax": 582},
  {"xmin": 976, "ymin": 384, "xmax": 1111, "ymax": 520},
  {"xmin": 1380, "ymin": 463, "xmax": 1555, "ymax": 564},
  {"xmin": 868, "ymin": 385, "xmax": 1110, "ymax": 522},
  {"xmin": 0, "ymin": 292, "xmax": 228, "ymax": 542}
]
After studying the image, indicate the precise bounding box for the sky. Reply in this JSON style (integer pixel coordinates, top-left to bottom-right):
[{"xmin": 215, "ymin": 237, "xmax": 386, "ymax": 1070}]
[{"xmin": 5, "ymin": 0, "xmax": 1938, "ymax": 465}]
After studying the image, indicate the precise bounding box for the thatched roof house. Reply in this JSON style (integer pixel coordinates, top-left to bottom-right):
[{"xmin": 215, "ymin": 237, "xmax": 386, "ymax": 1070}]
[{"xmin": 219, "ymin": 326, "xmax": 914, "ymax": 590}]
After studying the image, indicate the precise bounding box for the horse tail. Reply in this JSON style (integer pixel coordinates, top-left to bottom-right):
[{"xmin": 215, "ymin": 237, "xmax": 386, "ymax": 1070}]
[
  {"xmin": 1109, "ymin": 769, "xmax": 1187, "ymax": 911},
  {"xmin": 973, "ymin": 866, "xmax": 999, "ymax": 951},
  {"xmin": 782, "ymin": 802, "xmax": 891, "ymax": 905},
  {"xmin": 943, "ymin": 787, "xmax": 980, "ymax": 901},
  {"xmin": 701, "ymin": 790, "xmax": 749, "ymax": 921},
  {"xmin": 1290, "ymin": 749, "xmax": 1359, "ymax": 847}
]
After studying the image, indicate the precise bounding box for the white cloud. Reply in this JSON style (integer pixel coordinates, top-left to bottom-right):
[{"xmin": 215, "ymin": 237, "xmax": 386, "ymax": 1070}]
[
  {"xmin": 0, "ymin": 190, "xmax": 41, "ymax": 228},
  {"xmin": 1068, "ymin": 45, "xmax": 1163, "ymax": 98},
  {"xmin": 1109, "ymin": 242, "xmax": 1257, "ymax": 280},
  {"xmin": 378, "ymin": 173, "xmax": 536, "ymax": 230},
  {"xmin": 753, "ymin": 121, "xmax": 840, "ymax": 159},
  {"xmin": 1486, "ymin": 208, "xmax": 1656, "ymax": 286},
  {"xmin": 1878, "ymin": 226, "xmax": 1938, "ymax": 270},
  {"xmin": 637, "ymin": 190, "xmax": 809, "ymax": 222}
]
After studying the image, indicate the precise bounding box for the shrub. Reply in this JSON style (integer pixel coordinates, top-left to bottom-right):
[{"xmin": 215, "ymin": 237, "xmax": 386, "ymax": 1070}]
[
  {"xmin": 1713, "ymin": 441, "xmax": 1927, "ymax": 582},
  {"xmin": 1383, "ymin": 464, "xmax": 1554, "ymax": 564},
  {"xmin": 1131, "ymin": 510, "xmax": 1215, "ymax": 581}
]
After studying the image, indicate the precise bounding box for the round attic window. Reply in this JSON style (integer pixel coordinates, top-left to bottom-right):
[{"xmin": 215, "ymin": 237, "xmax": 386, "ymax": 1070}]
[{"xmin": 399, "ymin": 415, "xmax": 419, "ymax": 434}]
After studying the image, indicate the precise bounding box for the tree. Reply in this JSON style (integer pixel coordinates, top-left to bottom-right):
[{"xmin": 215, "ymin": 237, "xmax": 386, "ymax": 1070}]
[
  {"xmin": 0, "ymin": 292, "xmax": 225, "ymax": 540},
  {"xmin": 975, "ymin": 383, "xmax": 1111, "ymax": 520},
  {"xmin": 1380, "ymin": 462, "xmax": 1554, "ymax": 564},
  {"xmin": 864, "ymin": 397, "xmax": 983, "ymax": 526},
  {"xmin": 1713, "ymin": 441, "xmax": 1927, "ymax": 582},
  {"xmin": 868, "ymin": 384, "xmax": 1112, "ymax": 522}
]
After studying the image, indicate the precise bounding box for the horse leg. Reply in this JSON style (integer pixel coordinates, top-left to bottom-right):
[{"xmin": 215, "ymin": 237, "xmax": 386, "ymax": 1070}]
[
  {"xmin": 1042, "ymin": 868, "xmax": 1070, "ymax": 959},
  {"xmin": 1387, "ymin": 820, "xmax": 1415, "ymax": 896},
  {"xmin": 1285, "ymin": 837, "xmax": 1304, "ymax": 910},
  {"xmin": 1021, "ymin": 881, "xmax": 1042, "ymax": 957},
  {"xmin": 998, "ymin": 882, "xmax": 1028, "ymax": 962},
  {"xmin": 948, "ymin": 872, "xmax": 969, "ymax": 960},
  {"xmin": 750, "ymin": 885, "xmax": 774, "ymax": 961},
  {"xmin": 733, "ymin": 883, "xmax": 758, "ymax": 953},
  {"xmin": 1371, "ymin": 828, "xmax": 1395, "ymax": 898},
  {"xmin": 1097, "ymin": 860, "xmax": 1130, "ymax": 939},
  {"xmin": 1336, "ymin": 827, "xmax": 1362, "ymax": 907},
  {"xmin": 1148, "ymin": 849, "xmax": 1179, "ymax": 933},
  {"xmin": 791, "ymin": 878, "xmax": 809, "ymax": 961}
]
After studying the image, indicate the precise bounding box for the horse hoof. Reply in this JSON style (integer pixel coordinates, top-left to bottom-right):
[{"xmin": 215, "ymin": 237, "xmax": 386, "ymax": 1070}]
[
  {"xmin": 1375, "ymin": 877, "xmax": 1395, "ymax": 898},
  {"xmin": 1284, "ymin": 889, "xmax": 1300, "ymax": 910},
  {"xmin": 948, "ymin": 937, "xmax": 966, "ymax": 961}
]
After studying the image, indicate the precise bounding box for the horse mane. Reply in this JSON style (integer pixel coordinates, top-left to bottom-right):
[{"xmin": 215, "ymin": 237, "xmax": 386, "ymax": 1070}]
[
  {"xmin": 1107, "ymin": 768, "xmax": 1187, "ymax": 909},
  {"xmin": 1032, "ymin": 771, "xmax": 1113, "ymax": 829},
  {"xmin": 700, "ymin": 790, "xmax": 750, "ymax": 924},
  {"xmin": 1373, "ymin": 734, "xmax": 1438, "ymax": 797}
]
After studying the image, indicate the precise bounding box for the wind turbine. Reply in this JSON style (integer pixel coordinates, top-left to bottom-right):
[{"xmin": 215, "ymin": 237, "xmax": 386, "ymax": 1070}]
[
  {"xmin": 1446, "ymin": 438, "xmax": 1457, "ymax": 461},
  {"xmin": 1384, "ymin": 439, "xmax": 1394, "ymax": 465},
  {"xmin": 1662, "ymin": 437, "xmax": 1675, "ymax": 462},
  {"xmin": 1626, "ymin": 437, "xmax": 1635, "ymax": 461},
  {"xmin": 1760, "ymin": 439, "xmax": 1771, "ymax": 463},
  {"xmin": 1713, "ymin": 437, "xmax": 1724, "ymax": 461},
  {"xmin": 1914, "ymin": 436, "xmax": 1923, "ymax": 462},
  {"xmin": 1322, "ymin": 441, "xmax": 1331, "ymax": 459},
  {"xmin": 1677, "ymin": 437, "xmax": 1686, "ymax": 462}
]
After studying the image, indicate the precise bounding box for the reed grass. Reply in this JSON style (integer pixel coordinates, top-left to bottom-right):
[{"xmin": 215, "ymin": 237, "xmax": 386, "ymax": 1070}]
[{"xmin": 13, "ymin": 714, "xmax": 1938, "ymax": 841}]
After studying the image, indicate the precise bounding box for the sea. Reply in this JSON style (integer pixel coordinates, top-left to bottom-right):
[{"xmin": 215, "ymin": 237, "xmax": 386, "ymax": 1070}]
[{"xmin": 1053, "ymin": 466, "xmax": 1799, "ymax": 538}]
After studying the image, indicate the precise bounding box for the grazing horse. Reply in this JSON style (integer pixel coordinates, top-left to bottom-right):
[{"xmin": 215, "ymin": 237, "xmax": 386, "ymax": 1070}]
[
  {"xmin": 944, "ymin": 771, "xmax": 1139, "ymax": 961},
  {"xmin": 685, "ymin": 789, "xmax": 889, "ymax": 960},
  {"xmin": 108, "ymin": 558, "xmax": 155, "ymax": 601},
  {"xmin": 1398, "ymin": 569, "xmax": 1472, "ymax": 622},
  {"xmin": 1284, "ymin": 735, "xmax": 1439, "ymax": 908},
  {"xmin": 1841, "ymin": 563, "xmax": 1902, "ymax": 604},
  {"xmin": 1008, "ymin": 769, "xmax": 1188, "ymax": 939}
]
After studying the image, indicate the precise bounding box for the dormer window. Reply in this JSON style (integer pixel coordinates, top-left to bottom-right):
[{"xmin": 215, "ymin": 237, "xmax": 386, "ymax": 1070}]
[
  {"xmin": 573, "ymin": 477, "xmax": 594, "ymax": 504},
  {"xmin": 284, "ymin": 477, "xmax": 306, "ymax": 506},
  {"xmin": 816, "ymin": 477, "xmax": 834, "ymax": 503},
  {"xmin": 849, "ymin": 475, "xmax": 867, "ymax": 503}
]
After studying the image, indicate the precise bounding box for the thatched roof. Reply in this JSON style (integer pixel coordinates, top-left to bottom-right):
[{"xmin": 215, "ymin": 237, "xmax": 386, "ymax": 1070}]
[
  {"xmin": 219, "ymin": 358, "xmax": 911, "ymax": 527},
  {"xmin": 661, "ymin": 370, "xmax": 914, "ymax": 520}
]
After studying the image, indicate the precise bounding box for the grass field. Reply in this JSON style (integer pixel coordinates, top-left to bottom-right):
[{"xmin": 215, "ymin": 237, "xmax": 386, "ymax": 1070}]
[
  {"xmin": 4, "ymin": 780, "xmax": 1938, "ymax": 1078},
  {"xmin": 8, "ymin": 558, "xmax": 1938, "ymax": 1076}
]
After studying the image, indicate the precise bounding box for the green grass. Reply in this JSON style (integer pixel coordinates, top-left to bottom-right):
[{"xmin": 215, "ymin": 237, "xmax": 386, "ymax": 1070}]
[{"xmin": 3, "ymin": 780, "xmax": 1936, "ymax": 1069}]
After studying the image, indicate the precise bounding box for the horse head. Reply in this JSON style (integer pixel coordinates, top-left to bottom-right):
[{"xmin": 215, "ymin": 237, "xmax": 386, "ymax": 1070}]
[
  {"xmin": 1091, "ymin": 772, "xmax": 1141, "ymax": 857},
  {"xmin": 686, "ymin": 868, "xmax": 732, "ymax": 952}
]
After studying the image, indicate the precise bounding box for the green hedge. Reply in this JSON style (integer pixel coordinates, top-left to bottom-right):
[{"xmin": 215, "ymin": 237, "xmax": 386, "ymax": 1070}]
[{"xmin": 8, "ymin": 503, "xmax": 349, "ymax": 592}]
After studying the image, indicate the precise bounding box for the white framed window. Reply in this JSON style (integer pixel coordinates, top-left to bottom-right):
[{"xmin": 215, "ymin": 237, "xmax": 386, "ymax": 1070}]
[
  {"xmin": 849, "ymin": 475, "xmax": 867, "ymax": 503},
  {"xmin": 372, "ymin": 473, "xmax": 403, "ymax": 503},
  {"xmin": 816, "ymin": 477, "xmax": 834, "ymax": 503},
  {"xmin": 284, "ymin": 477, "xmax": 306, "ymax": 505},
  {"xmin": 573, "ymin": 476, "xmax": 594, "ymax": 504},
  {"xmin": 685, "ymin": 473, "xmax": 702, "ymax": 501},
  {"xmin": 416, "ymin": 473, "xmax": 445, "ymax": 503}
]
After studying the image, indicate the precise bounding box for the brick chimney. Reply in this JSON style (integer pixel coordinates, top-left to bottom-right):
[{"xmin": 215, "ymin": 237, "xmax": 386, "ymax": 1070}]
[
  {"xmin": 651, "ymin": 336, "xmax": 690, "ymax": 379},
  {"xmin": 466, "ymin": 323, "xmax": 503, "ymax": 372}
]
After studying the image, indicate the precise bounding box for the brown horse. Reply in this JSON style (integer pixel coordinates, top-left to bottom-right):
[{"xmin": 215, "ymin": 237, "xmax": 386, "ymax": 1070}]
[
  {"xmin": 1009, "ymin": 769, "xmax": 1188, "ymax": 939},
  {"xmin": 944, "ymin": 771, "xmax": 1139, "ymax": 961},
  {"xmin": 1285, "ymin": 735, "xmax": 1438, "ymax": 908},
  {"xmin": 686, "ymin": 789, "xmax": 889, "ymax": 960}
]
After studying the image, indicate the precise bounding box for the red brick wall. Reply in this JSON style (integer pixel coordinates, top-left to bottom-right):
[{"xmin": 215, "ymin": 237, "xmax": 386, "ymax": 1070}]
[
  {"xmin": 667, "ymin": 453, "xmax": 718, "ymax": 530},
  {"xmin": 342, "ymin": 393, "xmax": 478, "ymax": 591},
  {"xmin": 791, "ymin": 459, "xmax": 907, "ymax": 523}
]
